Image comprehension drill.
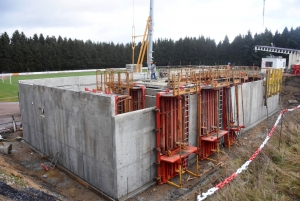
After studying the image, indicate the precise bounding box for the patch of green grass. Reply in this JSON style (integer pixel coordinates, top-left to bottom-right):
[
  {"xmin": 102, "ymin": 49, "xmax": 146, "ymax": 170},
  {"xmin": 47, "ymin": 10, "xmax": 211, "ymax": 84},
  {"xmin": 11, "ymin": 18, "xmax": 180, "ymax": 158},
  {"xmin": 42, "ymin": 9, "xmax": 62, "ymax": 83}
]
[
  {"xmin": 0, "ymin": 72, "xmax": 96, "ymax": 102},
  {"xmin": 0, "ymin": 70, "xmax": 148, "ymax": 102},
  {"xmin": 208, "ymin": 112, "xmax": 300, "ymax": 201},
  {"xmin": 0, "ymin": 169, "xmax": 26, "ymax": 187},
  {"xmin": 9, "ymin": 173, "xmax": 26, "ymax": 187}
]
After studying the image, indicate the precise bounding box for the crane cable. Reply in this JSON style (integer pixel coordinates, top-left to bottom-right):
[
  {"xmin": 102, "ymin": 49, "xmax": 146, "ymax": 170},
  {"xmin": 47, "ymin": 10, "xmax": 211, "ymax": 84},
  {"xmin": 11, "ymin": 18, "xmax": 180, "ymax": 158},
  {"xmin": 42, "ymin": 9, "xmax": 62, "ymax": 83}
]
[
  {"xmin": 132, "ymin": 0, "xmax": 135, "ymax": 28},
  {"xmin": 132, "ymin": 0, "xmax": 135, "ymax": 63},
  {"xmin": 132, "ymin": 0, "xmax": 135, "ymax": 40},
  {"xmin": 263, "ymin": 0, "xmax": 265, "ymax": 27}
]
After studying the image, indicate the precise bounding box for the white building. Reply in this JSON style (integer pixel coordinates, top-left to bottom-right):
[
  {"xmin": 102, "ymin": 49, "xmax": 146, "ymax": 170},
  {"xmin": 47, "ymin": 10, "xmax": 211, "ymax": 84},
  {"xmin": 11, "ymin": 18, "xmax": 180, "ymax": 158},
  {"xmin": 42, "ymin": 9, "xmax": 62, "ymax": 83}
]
[{"xmin": 261, "ymin": 56, "xmax": 286, "ymax": 73}]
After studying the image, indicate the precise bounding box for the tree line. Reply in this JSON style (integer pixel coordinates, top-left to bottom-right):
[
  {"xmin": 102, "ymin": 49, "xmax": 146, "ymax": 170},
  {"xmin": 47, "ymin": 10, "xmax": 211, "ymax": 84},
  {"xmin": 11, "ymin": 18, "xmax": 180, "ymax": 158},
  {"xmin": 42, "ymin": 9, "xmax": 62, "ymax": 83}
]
[{"xmin": 0, "ymin": 27, "xmax": 299, "ymax": 73}]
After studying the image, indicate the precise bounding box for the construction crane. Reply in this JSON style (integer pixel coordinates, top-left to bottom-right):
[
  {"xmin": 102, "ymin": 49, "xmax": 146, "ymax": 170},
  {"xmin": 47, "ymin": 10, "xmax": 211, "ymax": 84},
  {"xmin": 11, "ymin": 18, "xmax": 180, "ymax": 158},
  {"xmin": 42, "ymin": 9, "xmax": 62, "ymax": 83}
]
[{"xmin": 131, "ymin": 0, "xmax": 154, "ymax": 73}]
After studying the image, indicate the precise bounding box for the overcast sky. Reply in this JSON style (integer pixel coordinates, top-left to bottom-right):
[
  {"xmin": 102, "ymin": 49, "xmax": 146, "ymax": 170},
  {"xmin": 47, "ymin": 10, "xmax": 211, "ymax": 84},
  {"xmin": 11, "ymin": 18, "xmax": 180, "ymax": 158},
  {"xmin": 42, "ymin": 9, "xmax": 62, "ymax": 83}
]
[{"xmin": 1, "ymin": 0, "xmax": 299, "ymax": 44}]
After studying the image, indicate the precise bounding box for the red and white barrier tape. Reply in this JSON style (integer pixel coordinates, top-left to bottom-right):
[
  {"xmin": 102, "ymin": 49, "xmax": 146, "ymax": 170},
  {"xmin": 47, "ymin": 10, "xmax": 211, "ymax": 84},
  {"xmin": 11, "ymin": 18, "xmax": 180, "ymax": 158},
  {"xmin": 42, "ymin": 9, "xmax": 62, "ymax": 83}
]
[{"xmin": 197, "ymin": 105, "xmax": 300, "ymax": 201}]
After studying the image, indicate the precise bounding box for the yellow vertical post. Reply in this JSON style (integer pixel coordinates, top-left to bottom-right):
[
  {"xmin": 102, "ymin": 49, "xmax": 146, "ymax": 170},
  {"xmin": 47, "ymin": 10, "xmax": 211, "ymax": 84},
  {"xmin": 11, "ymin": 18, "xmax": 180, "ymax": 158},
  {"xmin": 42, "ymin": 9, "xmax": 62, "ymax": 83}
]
[
  {"xmin": 279, "ymin": 69, "xmax": 283, "ymax": 93},
  {"xmin": 196, "ymin": 155, "xmax": 199, "ymax": 175},
  {"xmin": 235, "ymin": 85, "xmax": 240, "ymax": 127},
  {"xmin": 136, "ymin": 16, "xmax": 151, "ymax": 73},
  {"xmin": 178, "ymin": 96, "xmax": 183, "ymax": 188},
  {"xmin": 197, "ymin": 91, "xmax": 201, "ymax": 159},
  {"xmin": 215, "ymin": 89, "xmax": 220, "ymax": 161},
  {"xmin": 132, "ymin": 25, "xmax": 135, "ymax": 64},
  {"xmin": 96, "ymin": 70, "xmax": 99, "ymax": 91}
]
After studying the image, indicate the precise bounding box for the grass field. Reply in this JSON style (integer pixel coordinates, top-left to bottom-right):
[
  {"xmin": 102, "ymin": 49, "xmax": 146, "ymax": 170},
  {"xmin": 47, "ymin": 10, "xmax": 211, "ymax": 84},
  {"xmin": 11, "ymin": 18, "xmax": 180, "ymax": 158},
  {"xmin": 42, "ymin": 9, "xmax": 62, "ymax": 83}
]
[{"xmin": 0, "ymin": 72, "xmax": 96, "ymax": 102}]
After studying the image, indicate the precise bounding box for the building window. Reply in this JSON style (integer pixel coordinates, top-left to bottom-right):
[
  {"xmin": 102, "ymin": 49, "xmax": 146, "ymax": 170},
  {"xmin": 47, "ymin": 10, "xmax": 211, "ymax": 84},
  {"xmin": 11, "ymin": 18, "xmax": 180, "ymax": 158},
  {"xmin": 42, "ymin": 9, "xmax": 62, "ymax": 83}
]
[{"xmin": 266, "ymin": 62, "xmax": 273, "ymax": 67}]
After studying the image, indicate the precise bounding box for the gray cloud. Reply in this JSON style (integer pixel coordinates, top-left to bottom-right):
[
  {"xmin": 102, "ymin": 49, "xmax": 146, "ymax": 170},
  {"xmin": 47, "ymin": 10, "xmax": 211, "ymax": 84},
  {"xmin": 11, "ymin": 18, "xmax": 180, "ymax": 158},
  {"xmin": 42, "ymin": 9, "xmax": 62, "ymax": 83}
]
[{"xmin": 0, "ymin": 0, "xmax": 299, "ymax": 44}]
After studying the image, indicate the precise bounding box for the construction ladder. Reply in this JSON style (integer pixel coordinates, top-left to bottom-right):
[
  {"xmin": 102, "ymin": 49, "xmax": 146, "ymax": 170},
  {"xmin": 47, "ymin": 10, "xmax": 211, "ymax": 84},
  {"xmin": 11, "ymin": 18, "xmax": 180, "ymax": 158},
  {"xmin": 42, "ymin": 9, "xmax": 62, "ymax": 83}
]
[
  {"xmin": 182, "ymin": 94, "xmax": 190, "ymax": 171},
  {"xmin": 183, "ymin": 94, "xmax": 190, "ymax": 142},
  {"xmin": 218, "ymin": 88, "xmax": 223, "ymax": 129}
]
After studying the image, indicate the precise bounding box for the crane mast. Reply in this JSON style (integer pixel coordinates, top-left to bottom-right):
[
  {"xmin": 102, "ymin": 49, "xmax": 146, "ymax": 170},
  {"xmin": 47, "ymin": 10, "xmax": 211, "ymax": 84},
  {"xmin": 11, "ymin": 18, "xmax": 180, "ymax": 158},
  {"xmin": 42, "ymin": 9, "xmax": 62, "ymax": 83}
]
[
  {"xmin": 148, "ymin": 0, "xmax": 154, "ymax": 67},
  {"xmin": 131, "ymin": 0, "xmax": 154, "ymax": 73}
]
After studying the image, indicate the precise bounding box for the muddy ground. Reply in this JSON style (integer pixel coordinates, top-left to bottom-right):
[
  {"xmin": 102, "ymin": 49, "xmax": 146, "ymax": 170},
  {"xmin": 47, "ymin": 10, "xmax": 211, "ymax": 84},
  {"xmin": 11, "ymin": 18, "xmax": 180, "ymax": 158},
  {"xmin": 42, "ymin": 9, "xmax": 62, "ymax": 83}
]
[{"xmin": 0, "ymin": 76, "xmax": 299, "ymax": 201}]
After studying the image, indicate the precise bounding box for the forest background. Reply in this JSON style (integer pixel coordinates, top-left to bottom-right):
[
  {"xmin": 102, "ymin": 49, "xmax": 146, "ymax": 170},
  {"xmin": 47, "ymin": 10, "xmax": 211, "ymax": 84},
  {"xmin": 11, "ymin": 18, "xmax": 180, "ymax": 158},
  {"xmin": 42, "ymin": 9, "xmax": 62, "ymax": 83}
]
[{"xmin": 0, "ymin": 27, "xmax": 299, "ymax": 73}]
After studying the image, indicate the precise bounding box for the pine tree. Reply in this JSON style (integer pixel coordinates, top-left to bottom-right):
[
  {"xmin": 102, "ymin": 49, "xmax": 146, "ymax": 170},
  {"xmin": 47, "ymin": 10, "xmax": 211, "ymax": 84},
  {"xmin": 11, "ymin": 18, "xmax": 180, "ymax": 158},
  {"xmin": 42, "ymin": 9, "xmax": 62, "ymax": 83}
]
[{"xmin": 0, "ymin": 32, "xmax": 11, "ymax": 73}]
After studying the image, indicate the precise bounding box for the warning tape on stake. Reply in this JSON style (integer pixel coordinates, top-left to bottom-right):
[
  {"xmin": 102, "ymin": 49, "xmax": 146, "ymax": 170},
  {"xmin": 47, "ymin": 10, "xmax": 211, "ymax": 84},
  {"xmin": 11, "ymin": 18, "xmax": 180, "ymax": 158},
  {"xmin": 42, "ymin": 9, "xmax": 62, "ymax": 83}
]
[{"xmin": 197, "ymin": 105, "xmax": 300, "ymax": 201}]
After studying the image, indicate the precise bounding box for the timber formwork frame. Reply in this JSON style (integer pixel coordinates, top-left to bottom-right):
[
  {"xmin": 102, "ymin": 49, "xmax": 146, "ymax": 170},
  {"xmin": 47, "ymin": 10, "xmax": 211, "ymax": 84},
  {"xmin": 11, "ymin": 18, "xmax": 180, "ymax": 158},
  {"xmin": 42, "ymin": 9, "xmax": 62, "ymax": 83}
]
[
  {"xmin": 166, "ymin": 66, "xmax": 231, "ymax": 94},
  {"xmin": 160, "ymin": 65, "xmax": 261, "ymax": 86},
  {"xmin": 166, "ymin": 68, "xmax": 202, "ymax": 96},
  {"xmin": 236, "ymin": 66, "xmax": 262, "ymax": 82},
  {"xmin": 96, "ymin": 69, "xmax": 145, "ymax": 115}
]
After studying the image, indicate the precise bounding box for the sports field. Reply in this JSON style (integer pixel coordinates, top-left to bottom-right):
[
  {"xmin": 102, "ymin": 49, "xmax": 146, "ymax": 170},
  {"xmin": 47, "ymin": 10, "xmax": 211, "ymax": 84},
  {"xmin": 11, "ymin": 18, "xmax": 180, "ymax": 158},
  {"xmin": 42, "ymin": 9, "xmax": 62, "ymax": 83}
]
[{"xmin": 0, "ymin": 72, "xmax": 96, "ymax": 102}]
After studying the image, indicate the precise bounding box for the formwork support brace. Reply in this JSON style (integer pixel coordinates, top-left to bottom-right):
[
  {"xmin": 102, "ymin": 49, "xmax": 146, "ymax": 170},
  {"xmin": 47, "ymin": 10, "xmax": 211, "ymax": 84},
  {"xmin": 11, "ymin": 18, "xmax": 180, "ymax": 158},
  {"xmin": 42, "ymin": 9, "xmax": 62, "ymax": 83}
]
[{"xmin": 166, "ymin": 164, "xmax": 183, "ymax": 188}]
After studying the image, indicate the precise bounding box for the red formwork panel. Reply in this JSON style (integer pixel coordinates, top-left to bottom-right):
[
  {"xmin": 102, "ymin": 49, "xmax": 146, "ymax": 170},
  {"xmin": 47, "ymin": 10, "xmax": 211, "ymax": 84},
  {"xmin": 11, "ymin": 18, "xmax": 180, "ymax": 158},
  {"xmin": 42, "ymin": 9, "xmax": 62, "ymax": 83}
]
[
  {"xmin": 292, "ymin": 64, "xmax": 300, "ymax": 75},
  {"xmin": 200, "ymin": 88, "xmax": 229, "ymax": 160},
  {"xmin": 221, "ymin": 87, "xmax": 237, "ymax": 147},
  {"xmin": 130, "ymin": 85, "xmax": 145, "ymax": 110},
  {"xmin": 200, "ymin": 89, "xmax": 217, "ymax": 136},
  {"xmin": 155, "ymin": 91, "xmax": 197, "ymax": 184},
  {"xmin": 224, "ymin": 125, "xmax": 245, "ymax": 148},
  {"xmin": 160, "ymin": 146, "xmax": 197, "ymax": 184},
  {"xmin": 114, "ymin": 86, "xmax": 145, "ymax": 115},
  {"xmin": 156, "ymin": 92, "xmax": 179, "ymax": 153},
  {"xmin": 224, "ymin": 130, "xmax": 236, "ymax": 147},
  {"xmin": 222, "ymin": 87, "xmax": 231, "ymax": 128},
  {"xmin": 200, "ymin": 130, "xmax": 228, "ymax": 159}
]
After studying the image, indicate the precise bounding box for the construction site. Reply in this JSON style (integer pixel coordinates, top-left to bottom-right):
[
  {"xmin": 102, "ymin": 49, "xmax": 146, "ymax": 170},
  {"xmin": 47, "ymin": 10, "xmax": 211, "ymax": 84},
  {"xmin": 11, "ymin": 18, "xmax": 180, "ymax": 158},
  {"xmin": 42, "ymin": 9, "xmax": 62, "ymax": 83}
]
[
  {"xmin": 16, "ymin": 65, "xmax": 282, "ymax": 200},
  {"xmin": 1, "ymin": 0, "xmax": 300, "ymax": 200}
]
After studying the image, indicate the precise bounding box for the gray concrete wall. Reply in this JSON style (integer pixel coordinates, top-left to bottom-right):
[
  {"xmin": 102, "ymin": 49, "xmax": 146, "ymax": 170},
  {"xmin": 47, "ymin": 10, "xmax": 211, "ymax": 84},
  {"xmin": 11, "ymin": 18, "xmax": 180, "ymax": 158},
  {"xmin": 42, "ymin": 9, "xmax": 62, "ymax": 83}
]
[
  {"xmin": 19, "ymin": 75, "xmax": 96, "ymax": 87},
  {"xmin": 144, "ymin": 88, "xmax": 164, "ymax": 108},
  {"xmin": 114, "ymin": 107, "xmax": 156, "ymax": 199},
  {"xmin": 231, "ymin": 80, "xmax": 279, "ymax": 128},
  {"xmin": 189, "ymin": 94, "xmax": 198, "ymax": 147},
  {"xmin": 19, "ymin": 80, "xmax": 118, "ymax": 199}
]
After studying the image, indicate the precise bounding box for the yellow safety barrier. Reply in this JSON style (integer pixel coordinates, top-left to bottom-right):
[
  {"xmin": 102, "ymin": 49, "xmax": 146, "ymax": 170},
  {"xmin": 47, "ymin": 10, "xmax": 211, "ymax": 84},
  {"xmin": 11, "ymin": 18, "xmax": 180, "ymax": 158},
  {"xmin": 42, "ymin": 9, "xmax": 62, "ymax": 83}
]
[{"xmin": 264, "ymin": 69, "xmax": 283, "ymax": 98}]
